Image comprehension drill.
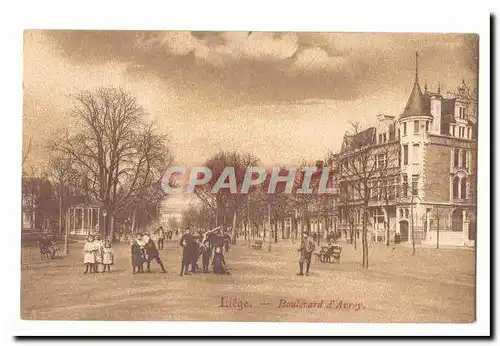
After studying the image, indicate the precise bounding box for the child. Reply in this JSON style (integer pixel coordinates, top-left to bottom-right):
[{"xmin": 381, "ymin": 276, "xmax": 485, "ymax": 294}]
[
  {"xmin": 83, "ymin": 234, "xmax": 96, "ymax": 274},
  {"xmin": 201, "ymin": 240, "xmax": 211, "ymax": 273},
  {"xmin": 212, "ymin": 246, "xmax": 230, "ymax": 275},
  {"xmin": 131, "ymin": 238, "xmax": 145, "ymax": 274},
  {"xmin": 94, "ymin": 234, "xmax": 104, "ymax": 273},
  {"xmin": 102, "ymin": 240, "xmax": 114, "ymax": 272}
]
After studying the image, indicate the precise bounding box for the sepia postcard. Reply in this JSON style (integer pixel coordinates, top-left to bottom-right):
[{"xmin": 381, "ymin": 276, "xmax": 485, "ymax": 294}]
[{"xmin": 14, "ymin": 8, "xmax": 491, "ymax": 336}]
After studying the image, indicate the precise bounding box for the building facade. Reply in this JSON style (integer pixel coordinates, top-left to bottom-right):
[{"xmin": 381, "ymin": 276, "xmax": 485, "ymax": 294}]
[{"xmin": 335, "ymin": 63, "xmax": 477, "ymax": 247}]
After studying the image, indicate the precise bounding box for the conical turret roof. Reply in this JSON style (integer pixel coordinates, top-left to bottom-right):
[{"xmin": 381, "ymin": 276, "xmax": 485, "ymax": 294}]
[{"xmin": 399, "ymin": 52, "xmax": 433, "ymax": 120}]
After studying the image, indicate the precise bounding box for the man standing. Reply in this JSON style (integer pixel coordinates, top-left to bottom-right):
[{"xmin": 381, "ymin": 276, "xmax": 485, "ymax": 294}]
[
  {"xmin": 297, "ymin": 231, "xmax": 315, "ymax": 276},
  {"xmin": 143, "ymin": 233, "xmax": 167, "ymax": 273},
  {"xmin": 179, "ymin": 227, "xmax": 196, "ymax": 276},
  {"xmin": 157, "ymin": 226, "xmax": 165, "ymax": 250}
]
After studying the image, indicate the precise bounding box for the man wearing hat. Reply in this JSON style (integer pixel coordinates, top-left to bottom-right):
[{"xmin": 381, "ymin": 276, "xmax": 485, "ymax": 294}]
[
  {"xmin": 297, "ymin": 231, "xmax": 315, "ymax": 276},
  {"xmin": 179, "ymin": 227, "xmax": 196, "ymax": 276}
]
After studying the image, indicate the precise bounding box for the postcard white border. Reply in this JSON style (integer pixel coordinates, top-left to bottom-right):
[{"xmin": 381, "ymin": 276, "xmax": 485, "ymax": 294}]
[{"xmin": 2, "ymin": 2, "xmax": 491, "ymax": 338}]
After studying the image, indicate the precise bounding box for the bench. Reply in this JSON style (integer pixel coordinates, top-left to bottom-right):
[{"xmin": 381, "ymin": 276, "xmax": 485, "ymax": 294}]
[
  {"xmin": 315, "ymin": 246, "xmax": 342, "ymax": 263},
  {"xmin": 251, "ymin": 240, "xmax": 263, "ymax": 250}
]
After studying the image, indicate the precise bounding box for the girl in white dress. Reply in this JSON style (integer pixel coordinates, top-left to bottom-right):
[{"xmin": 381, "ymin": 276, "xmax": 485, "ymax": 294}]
[
  {"xmin": 83, "ymin": 234, "xmax": 96, "ymax": 274},
  {"xmin": 102, "ymin": 240, "xmax": 114, "ymax": 272}
]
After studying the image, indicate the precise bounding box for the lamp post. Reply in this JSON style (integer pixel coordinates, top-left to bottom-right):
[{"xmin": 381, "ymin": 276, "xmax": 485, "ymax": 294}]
[{"xmin": 102, "ymin": 209, "xmax": 108, "ymax": 238}]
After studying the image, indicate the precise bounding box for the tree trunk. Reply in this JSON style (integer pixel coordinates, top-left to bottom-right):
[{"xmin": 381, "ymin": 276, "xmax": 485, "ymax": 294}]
[
  {"xmin": 267, "ymin": 203, "xmax": 272, "ymax": 252},
  {"xmin": 437, "ymin": 217, "xmax": 440, "ymax": 249},
  {"xmin": 231, "ymin": 210, "xmax": 237, "ymax": 245},
  {"xmin": 385, "ymin": 215, "xmax": 390, "ymax": 246},
  {"xmin": 110, "ymin": 214, "xmax": 115, "ymax": 242},
  {"xmin": 274, "ymin": 218, "xmax": 278, "ymax": 243},
  {"xmin": 131, "ymin": 210, "xmax": 137, "ymax": 235}
]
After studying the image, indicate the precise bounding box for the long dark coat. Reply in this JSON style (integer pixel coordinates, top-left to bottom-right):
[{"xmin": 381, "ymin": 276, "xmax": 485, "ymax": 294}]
[
  {"xmin": 179, "ymin": 233, "xmax": 196, "ymax": 265},
  {"xmin": 131, "ymin": 243, "xmax": 145, "ymax": 266}
]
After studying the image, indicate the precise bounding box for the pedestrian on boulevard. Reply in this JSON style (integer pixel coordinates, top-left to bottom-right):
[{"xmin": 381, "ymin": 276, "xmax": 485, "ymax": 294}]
[
  {"xmin": 143, "ymin": 233, "xmax": 167, "ymax": 273},
  {"xmin": 297, "ymin": 231, "xmax": 315, "ymax": 276},
  {"xmin": 131, "ymin": 237, "xmax": 145, "ymax": 274},
  {"xmin": 179, "ymin": 227, "xmax": 196, "ymax": 276},
  {"xmin": 83, "ymin": 234, "xmax": 96, "ymax": 274},
  {"xmin": 157, "ymin": 226, "xmax": 165, "ymax": 250},
  {"xmin": 102, "ymin": 239, "xmax": 114, "ymax": 272}
]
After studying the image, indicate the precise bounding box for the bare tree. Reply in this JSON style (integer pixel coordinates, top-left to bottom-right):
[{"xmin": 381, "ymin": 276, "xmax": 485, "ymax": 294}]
[
  {"xmin": 194, "ymin": 151, "xmax": 260, "ymax": 244},
  {"xmin": 336, "ymin": 122, "xmax": 380, "ymax": 268},
  {"xmin": 51, "ymin": 87, "xmax": 172, "ymax": 241}
]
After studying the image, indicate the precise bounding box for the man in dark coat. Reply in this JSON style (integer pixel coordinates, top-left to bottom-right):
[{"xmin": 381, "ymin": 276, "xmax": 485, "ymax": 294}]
[
  {"xmin": 297, "ymin": 231, "xmax": 316, "ymax": 276},
  {"xmin": 179, "ymin": 228, "xmax": 196, "ymax": 276},
  {"xmin": 143, "ymin": 233, "xmax": 167, "ymax": 273}
]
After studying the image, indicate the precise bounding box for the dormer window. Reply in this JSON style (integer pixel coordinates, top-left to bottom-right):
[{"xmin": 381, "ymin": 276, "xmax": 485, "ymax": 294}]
[
  {"xmin": 459, "ymin": 107, "xmax": 466, "ymax": 119},
  {"xmin": 402, "ymin": 123, "xmax": 407, "ymax": 136}
]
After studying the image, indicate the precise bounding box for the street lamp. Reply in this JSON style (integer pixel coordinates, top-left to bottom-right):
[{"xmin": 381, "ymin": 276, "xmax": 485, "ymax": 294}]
[{"xmin": 102, "ymin": 209, "xmax": 108, "ymax": 238}]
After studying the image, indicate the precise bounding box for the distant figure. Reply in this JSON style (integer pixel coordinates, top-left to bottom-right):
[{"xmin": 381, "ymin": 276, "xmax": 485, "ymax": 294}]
[
  {"xmin": 179, "ymin": 228, "xmax": 196, "ymax": 276},
  {"xmin": 102, "ymin": 240, "xmax": 114, "ymax": 272},
  {"xmin": 297, "ymin": 231, "xmax": 315, "ymax": 276},
  {"xmin": 83, "ymin": 234, "xmax": 96, "ymax": 274},
  {"xmin": 212, "ymin": 246, "xmax": 229, "ymax": 275},
  {"xmin": 131, "ymin": 238, "xmax": 145, "ymax": 274},
  {"xmin": 157, "ymin": 227, "xmax": 165, "ymax": 250},
  {"xmin": 200, "ymin": 240, "xmax": 211, "ymax": 273},
  {"xmin": 223, "ymin": 232, "xmax": 231, "ymax": 253},
  {"xmin": 143, "ymin": 233, "xmax": 167, "ymax": 273}
]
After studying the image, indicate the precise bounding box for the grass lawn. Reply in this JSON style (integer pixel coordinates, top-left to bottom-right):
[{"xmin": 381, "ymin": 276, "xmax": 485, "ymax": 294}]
[{"xmin": 21, "ymin": 237, "xmax": 475, "ymax": 322}]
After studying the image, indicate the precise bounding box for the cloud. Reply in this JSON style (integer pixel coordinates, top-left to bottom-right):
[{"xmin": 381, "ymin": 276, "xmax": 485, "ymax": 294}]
[
  {"xmin": 41, "ymin": 30, "xmax": 479, "ymax": 104},
  {"xmin": 293, "ymin": 47, "xmax": 345, "ymax": 71}
]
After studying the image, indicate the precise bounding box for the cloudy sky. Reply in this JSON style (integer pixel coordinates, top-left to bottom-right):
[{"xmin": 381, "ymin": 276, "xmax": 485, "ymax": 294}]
[{"xmin": 23, "ymin": 31, "xmax": 478, "ymax": 170}]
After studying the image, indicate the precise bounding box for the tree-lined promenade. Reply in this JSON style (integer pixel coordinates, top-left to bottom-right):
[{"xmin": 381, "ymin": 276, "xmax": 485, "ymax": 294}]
[{"xmin": 21, "ymin": 238, "xmax": 475, "ymax": 322}]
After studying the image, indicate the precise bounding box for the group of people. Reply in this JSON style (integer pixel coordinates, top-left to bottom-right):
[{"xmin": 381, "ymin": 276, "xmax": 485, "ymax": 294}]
[
  {"xmin": 179, "ymin": 226, "xmax": 230, "ymax": 276},
  {"xmin": 83, "ymin": 234, "xmax": 115, "ymax": 274},
  {"xmin": 131, "ymin": 232, "xmax": 167, "ymax": 274}
]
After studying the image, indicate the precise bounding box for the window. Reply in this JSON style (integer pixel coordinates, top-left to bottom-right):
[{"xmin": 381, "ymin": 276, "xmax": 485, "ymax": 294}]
[
  {"xmin": 461, "ymin": 150, "xmax": 468, "ymax": 169},
  {"xmin": 425, "ymin": 121, "xmax": 430, "ymax": 132},
  {"xmin": 402, "ymin": 174, "xmax": 408, "ymax": 197},
  {"xmin": 402, "ymin": 122, "xmax": 407, "ymax": 136},
  {"xmin": 383, "ymin": 133, "xmax": 387, "ymax": 143},
  {"xmin": 412, "ymin": 144, "xmax": 420, "ymax": 164},
  {"xmin": 414, "ymin": 120, "xmax": 419, "ymax": 134},
  {"xmin": 403, "ymin": 145, "xmax": 408, "ymax": 165},
  {"xmin": 397, "ymin": 128, "xmax": 401, "ymax": 138},
  {"xmin": 452, "ymin": 126, "xmax": 456, "ymax": 137},
  {"xmin": 467, "ymin": 127, "xmax": 471, "ymax": 139},
  {"xmin": 460, "ymin": 127, "xmax": 465, "ymax": 138},
  {"xmin": 452, "ymin": 176, "xmax": 460, "ymax": 199},
  {"xmin": 378, "ymin": 134, "xmax": 383, "ymax": 143},
  {"xmin": 411, "ymin": 175, "xmax": 419, "ymax": 196},
  {"xmin": 398, "ymin": 150, "xmax": 401, "ymax": 167},
  {"xmin": 459, "ymin": 107, "xmax": 466, "ymax": 119},
  {"xmin": 453, "ymin": 149, "xmax": 460, "ymax": 167},
  {"xmin": 376, "ymin": 154, "xmax": 387, "ymax": 169},
  {"xmin": 461, "ymin": 177, "xmax": 467, "ymax": 200}
]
